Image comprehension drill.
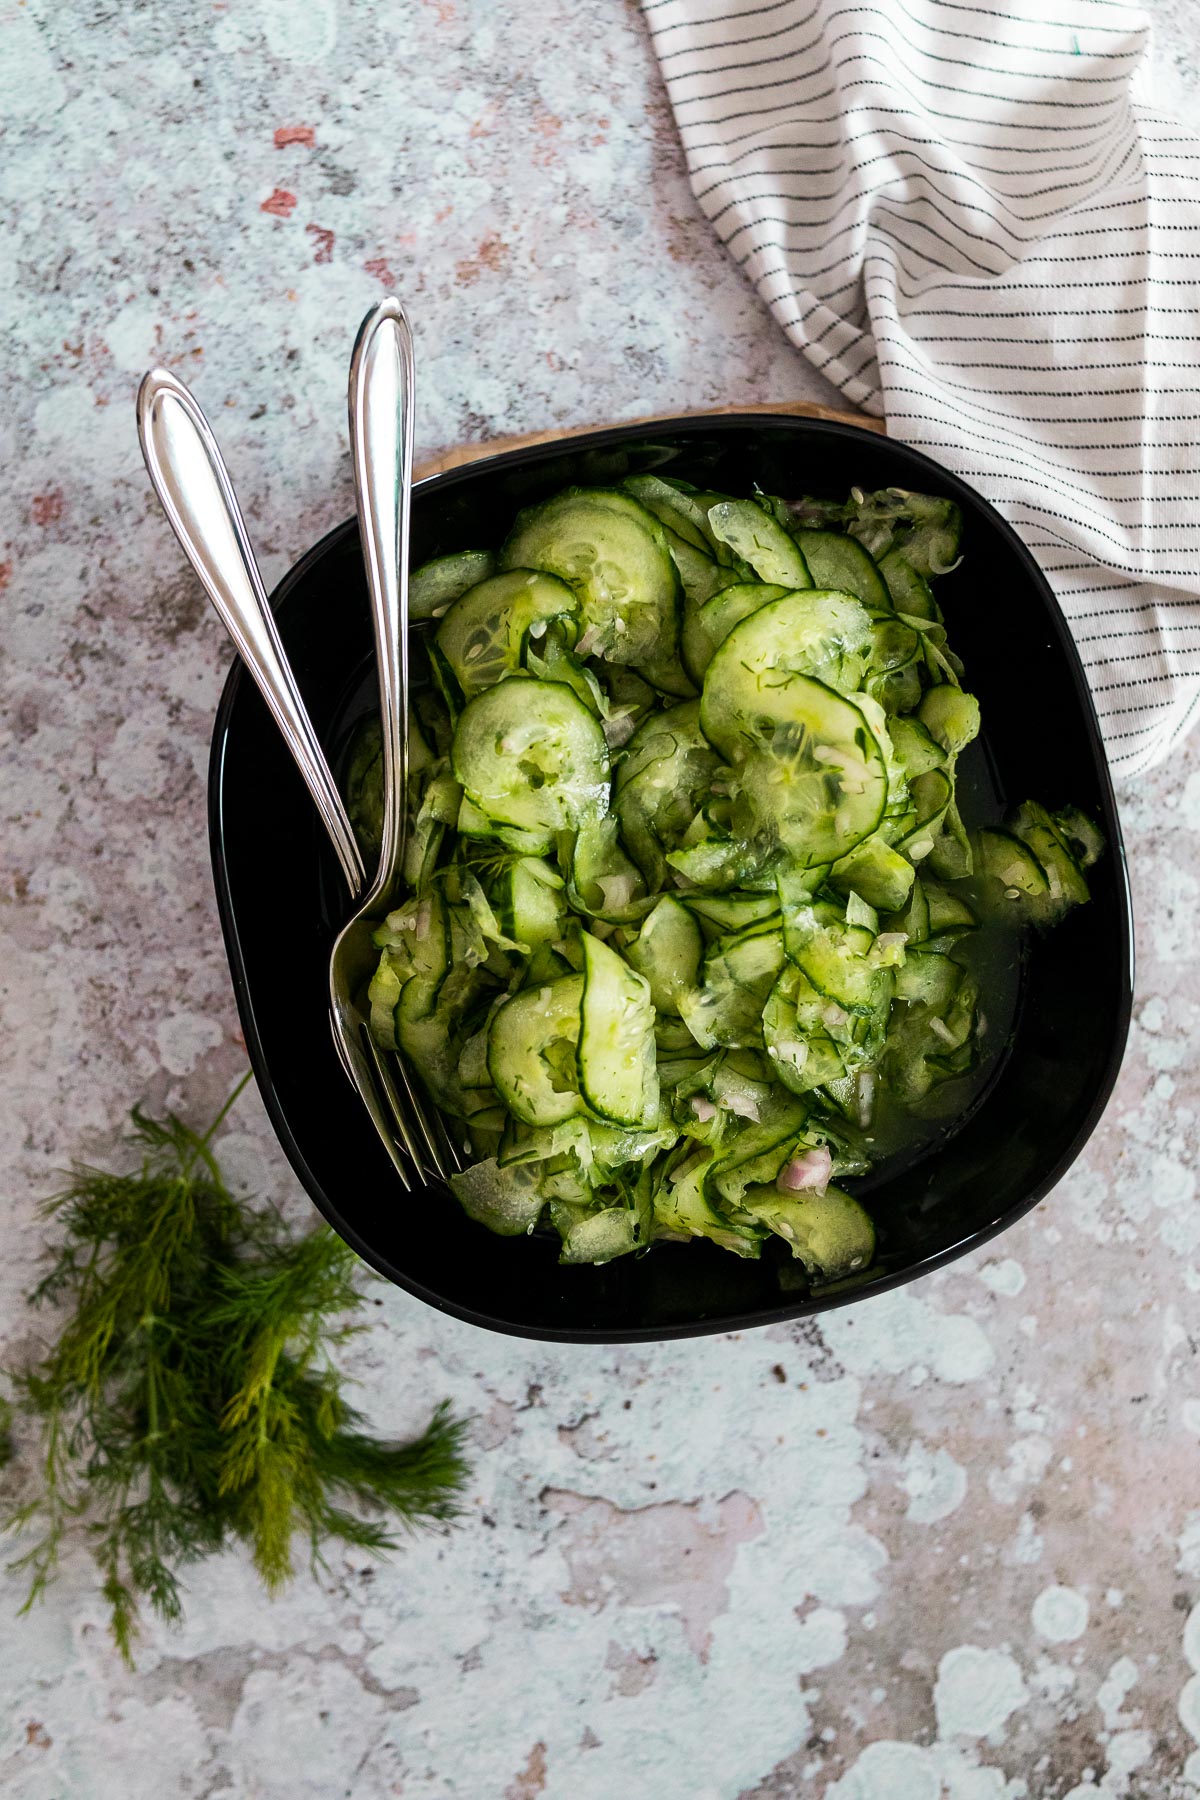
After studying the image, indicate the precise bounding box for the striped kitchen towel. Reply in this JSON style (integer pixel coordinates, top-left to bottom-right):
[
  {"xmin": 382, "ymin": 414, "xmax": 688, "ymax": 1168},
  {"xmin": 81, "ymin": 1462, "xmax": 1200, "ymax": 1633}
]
[{"xmin": 642, "ymin": 0, "xmax": 1200, "ymax": 776}]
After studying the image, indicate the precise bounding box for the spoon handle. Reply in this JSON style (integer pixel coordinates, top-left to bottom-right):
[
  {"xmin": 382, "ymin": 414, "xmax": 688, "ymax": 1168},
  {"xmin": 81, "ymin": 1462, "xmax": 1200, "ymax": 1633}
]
[
  {"xmin": 347, "ymin": 299, "xmax": 415, "ymax": 905},
  {"xmin": 137, "ymin": 367, "xmax": 366, "ymax": 897}
]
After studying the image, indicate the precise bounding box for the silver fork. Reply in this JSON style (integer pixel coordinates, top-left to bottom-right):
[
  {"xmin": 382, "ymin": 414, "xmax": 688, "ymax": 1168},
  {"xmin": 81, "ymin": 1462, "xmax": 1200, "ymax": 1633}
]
[
  {"xmin": 337, "ymin": 297, "xmax": 465, "ymax": 1182},
  {"xmin": 136, "ymin": 362, "xmax": 448, "ymax": 1188}
]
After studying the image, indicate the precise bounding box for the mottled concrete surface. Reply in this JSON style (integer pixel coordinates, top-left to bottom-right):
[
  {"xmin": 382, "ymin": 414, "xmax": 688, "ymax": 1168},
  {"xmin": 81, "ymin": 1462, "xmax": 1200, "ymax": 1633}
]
[{"xmin": 2, "ymin": 1, "xmax": 1200, "ymax": 1795}]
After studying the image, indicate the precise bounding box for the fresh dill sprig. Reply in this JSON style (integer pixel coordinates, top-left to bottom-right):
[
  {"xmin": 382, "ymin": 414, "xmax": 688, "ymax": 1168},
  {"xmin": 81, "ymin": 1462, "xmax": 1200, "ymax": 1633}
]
[{"xmin": 2, "ymin": 1080, "xmax": 470, "ymax": 1665}]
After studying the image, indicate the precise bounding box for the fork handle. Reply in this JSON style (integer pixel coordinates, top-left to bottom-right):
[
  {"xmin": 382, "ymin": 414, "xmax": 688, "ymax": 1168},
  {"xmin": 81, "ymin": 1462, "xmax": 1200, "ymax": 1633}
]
[
  {"xmin": 348, "ymin": 299, "xmax": 415, "ymax": 906},
  {"xmin": 138, "ymin": 367, "xmax": 366, "ymax": 897}
]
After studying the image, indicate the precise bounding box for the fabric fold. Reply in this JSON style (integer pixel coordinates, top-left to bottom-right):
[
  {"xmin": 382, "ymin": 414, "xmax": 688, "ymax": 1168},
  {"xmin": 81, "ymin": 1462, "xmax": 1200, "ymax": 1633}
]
[{"xmin": 643, "ymin": 0, "xmax": 1200, "ymax": 774}]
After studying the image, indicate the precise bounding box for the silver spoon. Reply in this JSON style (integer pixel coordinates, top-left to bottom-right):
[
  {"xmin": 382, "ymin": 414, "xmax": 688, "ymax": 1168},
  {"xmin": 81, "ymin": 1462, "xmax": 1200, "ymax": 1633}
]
[{"xmin": 137, "ymin": 364, "xmax": 427, "ymax": 1190}]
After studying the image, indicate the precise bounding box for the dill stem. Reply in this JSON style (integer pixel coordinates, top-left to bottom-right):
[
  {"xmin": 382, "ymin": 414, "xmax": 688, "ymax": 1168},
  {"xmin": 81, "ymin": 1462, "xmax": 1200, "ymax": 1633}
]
[{"xmin": 200, "ymin": 1071, "xmax": 254, "ymax": 1149}]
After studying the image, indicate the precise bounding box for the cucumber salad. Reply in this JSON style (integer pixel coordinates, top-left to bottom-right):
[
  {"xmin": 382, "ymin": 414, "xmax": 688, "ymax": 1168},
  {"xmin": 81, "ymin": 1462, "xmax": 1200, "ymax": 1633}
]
[{"xmin": 352, "ymin": 475, "xmax": 1103, "ymax": 1283}]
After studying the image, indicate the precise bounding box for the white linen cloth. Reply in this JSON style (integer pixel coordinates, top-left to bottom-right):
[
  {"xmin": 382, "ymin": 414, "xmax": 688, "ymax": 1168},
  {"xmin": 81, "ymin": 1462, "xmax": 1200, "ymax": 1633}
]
[{"xmin": 642, "ymin": 0, "xmax": 1200, "ymax": 774}]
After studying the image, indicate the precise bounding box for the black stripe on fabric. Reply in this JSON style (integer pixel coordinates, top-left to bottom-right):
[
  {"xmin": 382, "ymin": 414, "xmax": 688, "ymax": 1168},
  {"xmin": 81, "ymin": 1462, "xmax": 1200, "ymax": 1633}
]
[
  {"xmin": 866, "ymin": 302, "xmax": 1200, "ymax": 319},
  {"xmin": 1087, "ymin": 645, "xmax": 1200, "ymax": 670},
  {"xmin": 676, "ymin": 79, "xmax": 1128, "ymax": 139},
  {"xmin": 884, "ymin": 431, "xmax": 1191, "ymax": 509},
  {"xmin": 660, "ymin": 15, "xmax": 1136, "ymax": 92},
  {"xmin": 699, "ymin": 143, "xmax": 1139, "ymax": 227},
  {"xmin": 865, "ymin": 268, "xmax": 1200, "ymax": 299},
  {"xmin": 644, "ymin": 0, "xmax": 1141, "ymax": 39},
  {"xmin": 1090, "ymin": 671, "xmax": 1200, "ymax": 695},
  {"xmin": 869, "ymin": 334, "xmax": 1200, "ymax": 404},
  {"xmin": 671, "ymin": 52, "xmax": 835, "ymax": 111},
  {"xmin": 720, "ymin": 190, "xmax": 1026, "ymax": 273},
  {"xmin": 1099, "ymin": 698, "xmax": 1189, "ymax": 719},
  {"xmin": 643, "ymin": 0, "xmax": 808, "ymax": 36},
  {"xmin": 656, "ymin": 13, "xmax": 826, "ymax": 74},
  {"xmin": 869, "ymin": 207, "xmax": 1015, "ymax": 278},
  {"xmin": 654, "ymin": 0, "xmax": 1141, "ymax": 70},
  {"xmin": 916, "ymin": 333, "xmax": 1200, "ymax": 348},
  {"xmin": 908, "ymin": 357, "xmax": 1200, "ymax": 374},
  {"xmin": 748, "ymin": 216, "xmax": 1162, "ymax": 284},
  {"xmin": 1018, "ymin": 542, "xmax": 1200, "ymax": 580},
  {"xmin": 669, "ymin": 54, "xmax": 1130, "ymax": 121},
  {"xmin": 1077, "ymin": 624, "xmax": 1200, "ymax": 645},
  {"xmin": 685, "ymin": 120, "xmax": 1128, "ymax": 177},
  {"xmin": 836, "ymin": 0, "xmax": 1142, "ymax": 61}
]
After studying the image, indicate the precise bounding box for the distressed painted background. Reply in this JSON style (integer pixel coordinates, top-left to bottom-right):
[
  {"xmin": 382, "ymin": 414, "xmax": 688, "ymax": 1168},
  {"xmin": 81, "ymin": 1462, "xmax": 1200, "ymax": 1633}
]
[{"xmin": 3, "ymin": 1, "xmax": 1200, "ymax": 1795}]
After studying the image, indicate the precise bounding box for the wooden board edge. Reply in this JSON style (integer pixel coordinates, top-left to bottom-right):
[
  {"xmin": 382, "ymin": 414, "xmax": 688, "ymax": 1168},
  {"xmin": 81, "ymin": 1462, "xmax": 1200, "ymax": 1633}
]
[{"xmin": 414, "ymin": 398, "xmax": 886, "ymax": 482}]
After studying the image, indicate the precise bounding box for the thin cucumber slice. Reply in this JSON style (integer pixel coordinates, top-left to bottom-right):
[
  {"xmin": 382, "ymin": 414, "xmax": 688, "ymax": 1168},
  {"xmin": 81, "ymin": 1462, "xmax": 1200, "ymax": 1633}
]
[
  {"xmin": 500, "ymin": 488, "xmax": 680, "ymax": 665},
  {"xmin": 681, "ymin": 890, "xmax": 781, "ymax": 934},
  {"xmin": 494, "ymin": 856, "xmax": 567, "ymax": 950},
  {"xmin": 1009, "ymin": 800, "xmax": 1091, "ymax": 921},
  {"xmin": 894, "ymin": 949, "xmax": 961, "ymax": 1009},
  {"xmin": 613, "ymin": 700, "xmax": 721, "ymax": 888},
  {"xmin": 707, "ymin": 499, "xmax": 812, "ymax": 588},
  {"xmin": 640, "ymin": 644, "xmax": 699, "ymax": 700},
  {"xmin": 700, "ymin": 591, "xmax": 875, "ymax": 758},
  {"xmin": 795, "ymin": 530, "xmax": 890, "ymax": 609},
  {"xmin": 889, "ymin": 716, "xmax": 947, "ymax": 781},
  {"xmin": 579, "ymin": 932, "xmax": 659, "ymax": 1127},
  {"xmin": 829, "ymin": 834, "xmax": 916, "ymax": 912},
  {"xmin": 739, "ymin": 1183, "xmax": 875, "ymax": 1277},
  {"xmin": 487, "ymin": 974, "xmax": 585, "ymax": 1126},
  {"xmin": 885, "ymin": 876, "xmax": 931, "ymax": 946},
  {"xmin": 626, "ymin": 471, "xmax": 719, "ymax": 547},
  {"xmin": 867, "ymin": 612, "xmax": 922, "ymax": 682},
  {"xmin": 625, "ymin": 894, "xmax": 703, "ymax": 1015},
  {"xmin": 926, "ymin": 798, "xmax": 973, "ymax": 881},
  {"xmin": 780, "ymin": 897, "xmax": 890, "ymax": 1017},
  {"xmin": 684, "ymin": 582, "xmax": 789, "ymax": 683},
  {"xmin": 764, "ymin": 966, "xmax": 832, "ymax": 1095},
  {"xmin": 450, "ymin": 1157, "xmax": 546, "ymax": 1235},
  {"xmin": 659, "ymin": 526, "xmax": 732, "ymax": 611},
  {"xmin": 567, "ymin": 815, "xmax": 649, "ymax": 921},
  {"xmin": 919, "ymin": 684, "xmax": 981, "ymax": 755},
  {"xmin": 622, "ymin": 474, "xmax": 712, "ymax": 552},
  {"xmin": 1051, "ymin": 805, "xmax": 1105, "ymax": 871},
  {"xmin": 409, "ymin": 549, "xmax": 496, "ymax": 621},
  {"xmin": 699, "ymin": 601, "xmax": 888, "ymax": 865},
  {"xmin": 705, "ymin": 1087, "xmax": 810, "ymax": 1205},
  {"xmin": 557, "ymin": 1205, "xmax": 638, "ymax": 1265},
  {"xmin": 923, "ymin": 879, "xmax": 978, "ymax": 935},
  {"xmin": 893, "ymin": 494, "xmax": 963, "ymax": 577},
  {"xmin": 456, "ymin": 792, "xmax": 551, "ymax": 856},
  {"xmin": 653, "ymin": 1159, "xmax": 764, "ymax": 1258},
  {"xmin": 679, "ymin": 927, "xmax": 785, "ymax": 1050},
  {"xmin": 878, "ymin": 550, "xmax": 938, "ymax": 622},
  {"xmin": 436, "ymin": 570, "xmax": 578, "ymax": 698},
  {"xmin": 975, "ymin": 827, "xmax": 1050, "ymax": 901},
  {"xmin": 452, "ymin": 676, "xmax": 610, "ymax": 837}
]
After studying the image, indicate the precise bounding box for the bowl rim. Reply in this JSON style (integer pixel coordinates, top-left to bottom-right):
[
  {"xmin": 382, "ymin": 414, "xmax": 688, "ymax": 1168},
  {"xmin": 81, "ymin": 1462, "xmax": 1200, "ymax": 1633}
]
[{"xmin": 208, "ymin": 410, "xmax": 1135, "ymax": 1343}]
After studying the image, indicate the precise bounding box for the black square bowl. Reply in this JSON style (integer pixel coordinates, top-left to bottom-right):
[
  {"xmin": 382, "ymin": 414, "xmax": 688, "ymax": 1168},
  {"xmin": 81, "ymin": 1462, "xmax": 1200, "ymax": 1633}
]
[{"xmin": 208, "ymin": 415, "xmax": 1133, "ymax": 1344}]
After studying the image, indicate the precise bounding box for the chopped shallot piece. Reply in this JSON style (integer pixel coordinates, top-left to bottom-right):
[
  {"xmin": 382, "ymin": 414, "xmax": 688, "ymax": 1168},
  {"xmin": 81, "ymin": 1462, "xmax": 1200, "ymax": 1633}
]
[
  {"xmin": 777, "ymin": 1145, "xmax": 832, "ymax": 1195},
  {"xmin": 691, "ymin": 1096, "xmax": 717, "ymax": 1121}
]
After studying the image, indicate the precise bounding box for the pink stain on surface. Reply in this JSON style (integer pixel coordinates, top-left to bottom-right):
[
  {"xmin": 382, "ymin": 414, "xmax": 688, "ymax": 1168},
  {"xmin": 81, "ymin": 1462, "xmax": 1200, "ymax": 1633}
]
[
  {"xmin": 274, "ymin": 125, "xmax": 315, "ymax": 149},
  {"xmin": 31, "ymin": 491, "xmax": 64, "ymax": 527},
  {"xmin": 364, "ymin": 256, "xmax": 396, "ymax": 288},
  {"xmin": 260, "ymin": 188, "xmax": 297, "ymax": 218},
  {"xmin": 305, "ymin": 224, "xmax": 335, "ymax": 264},
  {"xmin": 0, "ymin": 562, "xmax": 11, "ymax": 592}
]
